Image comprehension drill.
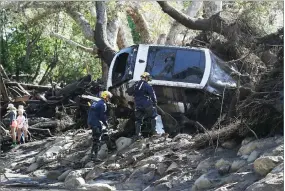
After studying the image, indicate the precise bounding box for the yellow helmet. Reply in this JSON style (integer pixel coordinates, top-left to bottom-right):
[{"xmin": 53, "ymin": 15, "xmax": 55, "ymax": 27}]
[
  {"xmin": 101, "ymin": 91, "xmax": 113, "ymax": 99},
  {"xmin": 140, "ymin": 72, "xmax": 152, "ymax": 81}
]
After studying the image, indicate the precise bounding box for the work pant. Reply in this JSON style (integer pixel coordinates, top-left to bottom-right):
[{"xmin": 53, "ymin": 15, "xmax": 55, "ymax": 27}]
[
  {"xmin": 135, "ymin": 105, "xmax": 157, "ymax": 137},
  {"xmin": 91, "ymin": 126, "xmax": 102, "ymax": 158}
]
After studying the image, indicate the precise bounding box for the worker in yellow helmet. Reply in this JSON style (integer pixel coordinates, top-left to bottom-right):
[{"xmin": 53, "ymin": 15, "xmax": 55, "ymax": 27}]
[
  {"xmin": 87, "ymin": 90, "xmax": 112, "ymax": 161},
  {"xmin": 131, "ymin": 72, "xmax": 158, "ymax": 140}
]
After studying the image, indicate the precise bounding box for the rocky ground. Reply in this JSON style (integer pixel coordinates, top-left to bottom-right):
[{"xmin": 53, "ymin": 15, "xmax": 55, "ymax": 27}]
[{"xmin": 0, "ymin": 130, "xmax": 283, "ymax": 191}]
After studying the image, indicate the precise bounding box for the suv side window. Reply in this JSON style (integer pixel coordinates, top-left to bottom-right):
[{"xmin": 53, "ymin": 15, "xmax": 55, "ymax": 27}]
[{"xmin": 146, "ymin": 46, "xmax": 205, "ymax": 84}]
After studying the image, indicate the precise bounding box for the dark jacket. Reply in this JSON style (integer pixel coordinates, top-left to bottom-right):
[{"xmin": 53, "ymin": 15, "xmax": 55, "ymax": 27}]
[
  {"xmin": 9, "ymin": 111, "xmax": 16, "ymax": 125},
  {"xmin": 87, "ymin": 99, "xmax": 108, "ymax": 128},
  {"xmin": 134, "ymin": 80, "xmax": 157, "ymax": 108}
]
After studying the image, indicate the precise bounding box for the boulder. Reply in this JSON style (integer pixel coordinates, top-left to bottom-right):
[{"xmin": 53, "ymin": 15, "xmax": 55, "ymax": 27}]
[
  {"xmin": 231, "ymin": 160, "xmax": 246, "ymax": 172},
  {"xmin": 241, "ymin": 137, "xmax": 255, "ymax": 146},
  {"xmin": 157, "ymin": 163, "xmax": 168, "ymax": 176},
  {"xmin": 263, "ymin": 144, "xmax": 284, "ymax": 157},
  {"xmin": 254, "ymin": 156, "xmax": 283, "ymax": 176},
  {"xmin": 58, "ymin": 169, "xmax": 72, "ymax": 181},
  {"xmin": 27, "ymin": 163, "xmax": 39, "ymax": 172},
  {"xmin": 47, "ymin": 170, "xmax": 62, "ymax": 180},
  {"xmin": 45, "ymin": 145, "xmax": 63, "ymax": 157},
  {"xmin": 196, "ymin": 157, "xmax": 217, "ymax": 173},
  {"xmin": 85, "ymin": 167, "xmax": 106, "ymax": 180},
  {"xmin": 98, "ymin": 144, "xmax": 108, "ymax": 159},
  {"xmin": 85, "ymin": 161, "xmax": 94, "ymax": 168},
  {"xmin": 238, "ymin": 137, "xmax": 282, "ymax": 156},
  {"xmin": 32, "ymin": 169, "xmax": 48, "ymax": 178},
  {"xmin": 115, "ymin": 137, "xmax": 132, "ymax": 151},
  {"xmin": 193, "ymin": 170, "xmax": 221, "ymax": 190},
  {"xmin": 245, "ymin": 172, "xmax": 283, "ymax": 191},
  {"xmin": 65, "ymin": 177, "xmax": 85, "ymax": 189},
  {"xmin": 221, "ymin": 140, "xmax": 238, "ymax": 149},
  {"xmin": 166, "ymin": 162, "xmax": 179, "ymax": 173},
  {"xmin": 135, "ymin": 155, "xmax": 165, "ymax": 167},
  {"xmin": 247, "ymin": 151, "xmax": 260, "ymax": 163},
  {"xmin": 215, "ymin": 159, "xmax": 232, "ymax": 169}
]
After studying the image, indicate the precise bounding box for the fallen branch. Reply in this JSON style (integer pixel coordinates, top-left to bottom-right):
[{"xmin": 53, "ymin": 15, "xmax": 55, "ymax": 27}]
[{"xmin": 28, "ymin": 127, "xmax": 54, "ymax": 137}]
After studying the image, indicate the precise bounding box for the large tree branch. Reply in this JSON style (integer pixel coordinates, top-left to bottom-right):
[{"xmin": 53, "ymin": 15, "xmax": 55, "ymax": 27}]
[
  {"xmin": 94, "ymin": 2, "xmax": 116, "ymax": 67},
  {"xmin": 50, "ymin": 32, "xmax": 97, "ymax": 55},
  {"xmin": 166, "ymin": 1, "xmax": 203, "ymax": 45},
  {"xmin": 65, "ymin": 6, "xmax": 94, "ymax": 42},
  {"xmin": 158, "ymin": 1, "xmax": 279, "ymax": 65},
  {"xmin": 126, "ymin": 5, "xmax": 152, "ymax": 43}
]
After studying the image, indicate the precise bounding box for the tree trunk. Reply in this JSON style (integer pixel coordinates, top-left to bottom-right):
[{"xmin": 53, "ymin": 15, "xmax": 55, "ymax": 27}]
[
  {"xmin": 107, "ymin": 17, "xmax": 119, "ymax": 49},
  {"xmin": 117, "ymin": 26, "xmax": 129, "ymax": 49},
  {"xmin": 126, "ymin": 5, "xmax": 153, "ymax": 43},
  {"xmin": 165, "ymin": 1, "xmax": 203, "ymax": 45},
  {"xmin": 94, "ymin": 2, "xmax": 116, "ymax": 67}
]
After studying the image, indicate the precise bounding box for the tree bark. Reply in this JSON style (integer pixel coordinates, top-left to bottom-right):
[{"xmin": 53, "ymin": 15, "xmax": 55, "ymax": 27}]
[
  {"xmin": 65, "ymin": 5, "xmax": 95, "ymax": 42},
  {"xmin": 157, "ymin": 1, "xmax": 278, "ymax": 65},
  {"xmin": 126, "ymin": 5, "xmax": 152, "ymax": 43},
  {"xmin": 165, "ymin": 1, "xmax": 203, "ymax": 45},
  {"xmin": 94, "ymin": 2, "xmax": 116, "ymax": 67},
  {"xmin": 117, "ymin": 26, "xmax": 129, "ymax": 49},
  {"xmin": 107, "ymin": 17, "xmax": 119, "ymax": 49}
]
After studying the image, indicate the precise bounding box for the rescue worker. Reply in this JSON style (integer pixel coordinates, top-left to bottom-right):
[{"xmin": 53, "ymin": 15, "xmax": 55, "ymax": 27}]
[
  {"xmin": 87, "ymin": 91, "xmax": 112, "ymax": 161},
  {"xmin": 133, "ymin": 72, "xmax": 158, "ymax": 139}
]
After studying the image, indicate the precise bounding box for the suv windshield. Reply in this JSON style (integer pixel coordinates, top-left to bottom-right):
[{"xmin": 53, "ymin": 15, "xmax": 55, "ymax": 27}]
[{"xmin": 146, "ymin": 46, "xmax": 205, "ymax": 84}]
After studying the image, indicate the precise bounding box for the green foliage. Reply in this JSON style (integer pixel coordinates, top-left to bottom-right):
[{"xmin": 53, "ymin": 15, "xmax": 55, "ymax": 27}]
[
  {"xmin": 127, "ymin": 15, "xmax": 141, "ymax": 44},
  {"xmin": 0, "ymin": 9, "xmax": 101, "ymax": 84}
]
